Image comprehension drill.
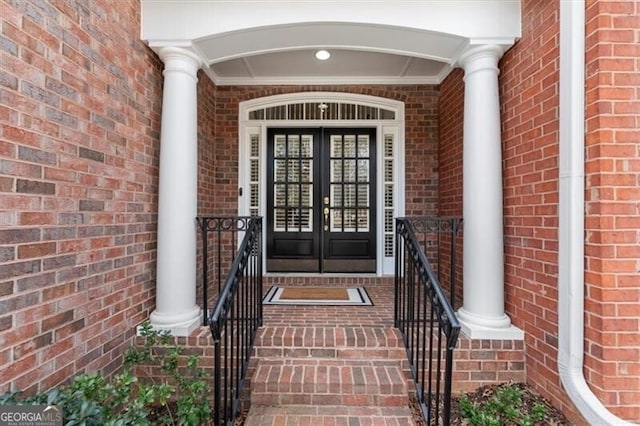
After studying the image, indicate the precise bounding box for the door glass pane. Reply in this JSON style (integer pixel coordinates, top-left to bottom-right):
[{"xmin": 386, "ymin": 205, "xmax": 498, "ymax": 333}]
[
  {"xmin": 357, "ymin": 159, "xmax": 369, "ymax": 181},
  {"xmin": 344, "ymin": 184, "xmax": 356, "ymax": 207},
  {"xmin": 274, "ymin": 160, "xmax": 286, "ymax": 182},
  {"xmin": 287, "ymin": 160, "xmax": 299, "ymax": 182},
  {"xmin": 288, "ymin": 136, "xmax": 300, "ymax": 156},
  {"xmin": 331, "ymin": 184, "xmax": 342, "ymax": 207},
  {"xmin": 275, "ymin": 209, "xmax": 286, "ymax": 230},
  {"xmin": 288, "ymin": 187, "xmax": 300, "ymax": 205},
  {"xmin": 331, "ymin": 137, "xmax": 342, "ymax": 157},
  {"xmin": 301, "ymin": 209, "xmax": 312, "ymax": 231},
  {"xmin": 357, "ymin": 185, "xmax": 369, "ymax": 207},
  {"xmin": 275, "ymin": 136, "xmax": 286, "ymax": 157},
  {"xmin": 344, "ymin": 209, "xmax": 356, "ymax": 230},
  {"xmin": 357, "ymin": 136, "xmax": 369, "ymax": 157},
  {"xmin": 331, "ymin": 210, "xmax": 342, "ymax": 231},
  {"xmin": 274, "ymin": 184, "xmax": 286, "ymax": 207},
  {"xmin": 301, "ymin": 160, "xmax": 312, "ymax": 182},
  {"xmin": 287, "ymin": 208, "xmax": 299, "ymax": 230},
  {"xmin": 384, "ymin": 159, "xmax": 393, "ymax": 181},
  {"xmin": 357, "ymin": 209, "xmax": 369, "ymax": 231},
  {"xmin": 331, "ymin": 160, "xmax": 342, "ymax": 182},
  {"xmin": 344, "ymin": 136, "xmax": 356, "ymax": 157},
  {"xmin": 385, "ymin": 184, "xmax": 393, "ymax": 207},
  {"xmin": 301, "ymin": 136, "xmax": 312, "ymax": 156},
  {"xmin": 344, "ymin": 160, "xmax": 356, "ymax": 182},
  {"xmin": 250, "ymin": 159, "xmax": 259, "ymax": 181}
]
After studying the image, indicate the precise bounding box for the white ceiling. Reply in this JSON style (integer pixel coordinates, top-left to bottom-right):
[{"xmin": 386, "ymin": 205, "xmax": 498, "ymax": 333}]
[
  {"xmin": 207, "ymin": 48, "xmax": 452, "ymax": 86},
  {"xmin": 141, "ymin": 1, "xmax": 521, "ymax": 86}
]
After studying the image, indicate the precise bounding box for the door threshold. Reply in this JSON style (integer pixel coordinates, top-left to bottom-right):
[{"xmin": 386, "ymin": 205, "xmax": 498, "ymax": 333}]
[{"xmin": 264, "ymin": 272, "xmax": 381, "ymax": 278}]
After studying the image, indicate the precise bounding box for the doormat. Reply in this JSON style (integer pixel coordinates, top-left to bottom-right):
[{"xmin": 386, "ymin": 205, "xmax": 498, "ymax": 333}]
[{"xmin": 263, "ymin": 286, "xmax": 373, "ymax": 306}]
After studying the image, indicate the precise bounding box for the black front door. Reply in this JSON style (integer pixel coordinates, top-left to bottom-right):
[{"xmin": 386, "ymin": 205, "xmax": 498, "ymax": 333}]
[{"xmin": 266, "ymin": 128, "xmax": 376, "ymax": 273}]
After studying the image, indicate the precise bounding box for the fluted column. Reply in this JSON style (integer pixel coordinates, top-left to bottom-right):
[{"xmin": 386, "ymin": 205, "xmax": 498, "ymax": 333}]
[
  {"xmin": 150, "ymin": 47, "xmax": 202, "ymax": 336},
  {"xmin": 456, "ymin": 45, "xmax": 523, "ymax": 340}
]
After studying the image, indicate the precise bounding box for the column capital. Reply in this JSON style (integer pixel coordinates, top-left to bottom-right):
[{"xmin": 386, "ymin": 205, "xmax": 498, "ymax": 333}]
[
  {"xmin": 158, "ymin": 47, "xmax": 203, "ymax": 80},
  {"xmin": 457, "ymin": 44, "xmax": 504, "ymax": 76}
]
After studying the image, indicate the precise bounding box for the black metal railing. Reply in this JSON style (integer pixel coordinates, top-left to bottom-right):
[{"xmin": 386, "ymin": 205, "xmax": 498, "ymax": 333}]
[
  {"xmin": 197, "ymin": 216, "xmax": 255, "ymax": 326},
  {"xmin": 404, "ymin": 216, "xmax": 462, "ymax": 309},
  {"xmin": 206, "ymin": 217, "xmax": 263, "ymax": 426},
  {"xmin": 395, "ymin": 217, "xmax": 461, "ymax": 426}
]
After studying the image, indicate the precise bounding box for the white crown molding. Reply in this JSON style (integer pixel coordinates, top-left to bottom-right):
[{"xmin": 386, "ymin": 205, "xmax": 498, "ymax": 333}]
[{"xmin": 207, "ymin": 74, "xmax": 444, "ymax": 87}]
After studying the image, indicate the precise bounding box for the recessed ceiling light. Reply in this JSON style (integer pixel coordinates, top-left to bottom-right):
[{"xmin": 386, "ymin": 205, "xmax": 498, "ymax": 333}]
[{"xmin": 315, "ymin": 50, "xmax": 331, "ymax": 60}]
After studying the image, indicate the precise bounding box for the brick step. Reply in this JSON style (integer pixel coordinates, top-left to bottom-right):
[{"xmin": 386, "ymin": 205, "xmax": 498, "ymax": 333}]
[
  {"xmin": 253, "ymin": 326, "xmax": 407, "ymax": 361},
  {"xmin": 244, "ymin": 405, "xmax": 417, "ymax": 426},
  {"xmin": 250, "ymin": 360, "xmax": 410, "ymax": 407}
]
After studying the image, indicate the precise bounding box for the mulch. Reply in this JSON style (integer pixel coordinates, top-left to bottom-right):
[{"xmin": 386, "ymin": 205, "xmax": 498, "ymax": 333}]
[{"xmin": 411, "ymin": 382, "xmax": 574, "ymax": 425}]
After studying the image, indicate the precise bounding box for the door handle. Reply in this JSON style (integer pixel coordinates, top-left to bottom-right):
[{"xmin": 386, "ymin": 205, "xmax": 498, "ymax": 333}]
[{"xmin": 323, "ymin": 207, "xmax": 329, "ymax": 231}]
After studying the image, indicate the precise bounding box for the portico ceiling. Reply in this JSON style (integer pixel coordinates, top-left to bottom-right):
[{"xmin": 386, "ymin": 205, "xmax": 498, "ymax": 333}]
[{"xmin": 141, "ymin": 0, "xmax": 521, "ymax": 86}]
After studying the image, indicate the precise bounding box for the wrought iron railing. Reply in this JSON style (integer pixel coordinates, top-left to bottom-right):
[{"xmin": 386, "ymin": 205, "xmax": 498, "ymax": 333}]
[
  {"xmin": 404, "ymin": 216, "xmax": 462, "ymax": 309},
  {"xmin": 196, "ymin": 216, "xmax": 255, "ymax": 326},
  {"xmin": 205, "ymin": 217, "xmax": 263, "ymax": 426},
  {"xmin": 395, "ymin": 217, "xmax": 461, "ymax": 426}
]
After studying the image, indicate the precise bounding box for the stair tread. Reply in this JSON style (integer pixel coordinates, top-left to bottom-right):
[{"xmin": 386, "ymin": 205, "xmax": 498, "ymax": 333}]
[
  {"xmin": 251, "ymin": 362, "xmax": 409, "ymax": 407},
  {"xmin": 254, "ymin": 326, "xmax": 408, "ymax": 361},
  {"xmin": 255, "ymin": 326, "xmax": 404, "ymax": 348},
  {"xmin": 244, "ymin": 405, "xmax": 417, "ymax": 426},
  {"xmin": 253, "ymin": 362, "xmax": 407, "ymax": 391}
]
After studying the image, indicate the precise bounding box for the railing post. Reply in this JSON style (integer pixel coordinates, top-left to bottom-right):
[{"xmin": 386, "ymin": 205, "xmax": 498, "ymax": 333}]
[
  {"xmin": 212, "ymin": 328, "xmax": 221, "ymax": 425},
  {"xmin": 196, "ymin": 217, "xmax": 209, "ymax": 326}
]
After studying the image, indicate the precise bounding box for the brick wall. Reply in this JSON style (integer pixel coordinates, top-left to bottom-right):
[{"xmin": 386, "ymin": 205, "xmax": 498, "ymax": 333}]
[
  {"xmin": 438, "ymin": 69, "xmax": 464, "ymax": 218},
  {"xmin": 499, "ymin": 0, "xmax": 640, "ymax": 422},
  {"xmin": 197, "ymin": 73, "xmax": 217, "ymax": 216},
  {"xmin": 498, "ymin": 0, "xmax": 586, "ymax": 421},
  {"xmin": 0, "ymin": 0, "xmax": 162, "ymax": 394},
  {"xmin": 212, "ymin": 85, "xmax": 440, "ymax": 217},
  {"xmin": 583, "ymin": 0, "xmax": 640, "ymax": 421},
  {"xmin": 437, "ymin": 69, "xmax": 464, "ymax": 308}
]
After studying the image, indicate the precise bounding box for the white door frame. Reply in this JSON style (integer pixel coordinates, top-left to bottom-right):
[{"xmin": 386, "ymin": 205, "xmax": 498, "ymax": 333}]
[{"xmin": 238, "ymin": 92, "xmax": 405, "ymax": 276}]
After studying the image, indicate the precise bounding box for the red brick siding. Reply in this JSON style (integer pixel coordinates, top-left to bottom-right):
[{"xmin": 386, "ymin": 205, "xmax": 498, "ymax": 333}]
[
  {"xmin": 583, "ymin": 0, "xmax": 640, "ymax": 421},
  {"xmin": 499, "ymin": 0, "xmax": 583, "ymax": 421},
  {"xmin": 0, "ymin": 0, "xmax": 162, "ymax": 394},
  {"xmin": 195, "ymin": 74, "xmax": 216, "ymax": 307},
  {"xmin": 498, "ymin": 0, "xmax": 640, "ymax": 422},
  {"xmin": 211, "ymin": 85, "xmax": 440, "ymax": 217},
  {"xmin": 438, "ymin": 69, "xmax": 464, "ymax": 218},
  {"xmin": 437, "ymin": 69, "xmax": 464, "ymax": 307},
  {"xmin": 197, "ymin": 74, "xmax": 217, "ymax": 216}
]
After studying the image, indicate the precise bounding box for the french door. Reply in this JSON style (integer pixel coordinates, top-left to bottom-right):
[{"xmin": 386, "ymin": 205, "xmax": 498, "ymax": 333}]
[{"xmin": 266, "ymin": 128, "xmax": 376, "ymax": 273}]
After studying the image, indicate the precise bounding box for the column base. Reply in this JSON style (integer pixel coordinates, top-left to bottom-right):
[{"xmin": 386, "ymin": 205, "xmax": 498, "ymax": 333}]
[
  {"xmin": 148, "ymin": 305, "xmax": 201, "ymax": 336},
  {"xmin": 457, "ymin": 307, "xmax": 524, "ymax": 340}
]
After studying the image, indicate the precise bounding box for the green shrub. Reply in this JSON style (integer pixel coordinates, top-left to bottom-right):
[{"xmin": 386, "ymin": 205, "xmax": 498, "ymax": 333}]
[
  {"xmin": 459, "ymin": 383, "xmax": 547, "ymax": 426},
  {"xmin": 1, "ymin": 321, "xmax": 211, "ymax": 426}
]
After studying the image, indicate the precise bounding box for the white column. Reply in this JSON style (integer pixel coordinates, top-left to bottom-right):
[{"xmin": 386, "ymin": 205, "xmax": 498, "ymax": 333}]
[
  {"xmin": 456, "ymin": 45, "xmax": 523, "ymax": 340},
  {"xmin": 149, "ymin": 47, "xmax": 202, "ymax": 336}
]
